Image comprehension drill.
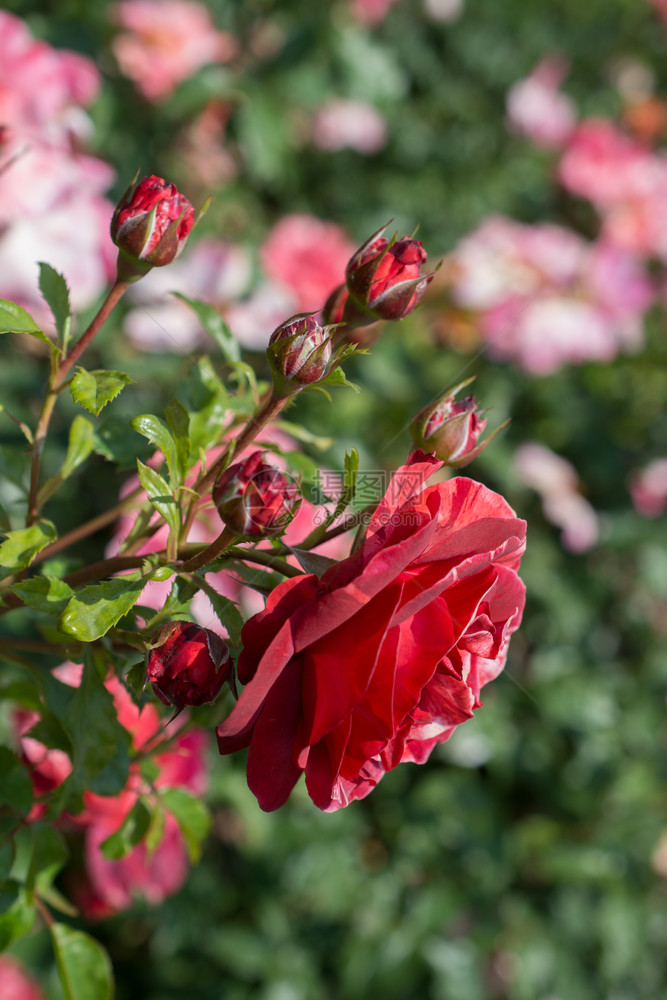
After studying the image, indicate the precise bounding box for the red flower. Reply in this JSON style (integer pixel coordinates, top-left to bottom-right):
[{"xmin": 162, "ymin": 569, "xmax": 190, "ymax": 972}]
[
  {"xmin": 111, "ymin": 174, "xmax": 194, "ymax": 277},
  {"xmin": 147, "ymin": 621, "xmax": 230, "ymax": 708},
  {"xmin": 217, "ymin": 452, "xmax": 526, "ymax": 812}
]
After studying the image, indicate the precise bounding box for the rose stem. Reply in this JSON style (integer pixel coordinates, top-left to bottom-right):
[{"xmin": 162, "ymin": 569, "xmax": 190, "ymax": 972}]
[{"xmin": 26, "ymin": 280, "xmax": 129, "ymax": 525}]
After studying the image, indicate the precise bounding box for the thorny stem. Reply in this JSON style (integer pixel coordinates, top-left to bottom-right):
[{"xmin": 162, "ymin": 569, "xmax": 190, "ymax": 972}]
[
  {"xmin": 54, "ymin": 280, "xmax": 129, "ymax": 387},
  {"xmin": 180, "ymin": 527, "xmax": 238, "ymax": 573},
  {"xmin": 26, "ymin": 280, "xmax": 129, "ymax": 526}
]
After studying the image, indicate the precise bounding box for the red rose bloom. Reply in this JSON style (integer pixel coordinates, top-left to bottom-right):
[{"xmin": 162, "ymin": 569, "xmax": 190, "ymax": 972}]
[{"xmin": 217, "ymin": 452, "xmax": 526, "ymax": 812}]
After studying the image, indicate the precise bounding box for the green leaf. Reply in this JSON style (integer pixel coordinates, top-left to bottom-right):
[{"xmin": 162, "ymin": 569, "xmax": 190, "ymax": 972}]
[
  {"xmin": 93, "ymin": 414, "xmax": 151, "ymax": 468},
  {"xmin": 29, "ymin": 823, "xmax": 69, "ymax": 892},
  {"xmin": 70, "ymin": 368, "xmax": 134, "ymax": 416},
  {"xmin": 164, "ymin": 400, "xmax": 191, "ymax": 485},
  {"xmin": 0, "ymin": 297, "xmax": 56, "ymax": 351},
  {"xmin": 124, "ymin": 659, "xmax": 147, "ymax": 700},
  {"xmin": 0, "ymin": 680, "xmax": 42, "ymax": 711},
  {"xmin": 38, "ymin": 263, "xmax": 71, "ymax": 350},
  {"xmin": 0, "ymin": 838, "xmax": 15, "ymax": 881},
  {"xmin": 144, "ymin": 797, "xmax": 166, "ymax": 856},
  {"xmin": 11, "ymin": 576, "xmax": 74, "ymax": 615},
  {"xmin": 0, "ymin": 520, "xmax": 57, "ymax": 573},
  {"xmin": 62, "ymin": 659, "xmax": 131, "ymax": 798},
  {"xmin": 193, "ymin": 577, "xmax": 244, "ymax": 648},
  {"xmin": 286, "ymin": 548, "xmax": 337, "ymax": 578},
  {"xmin": 0, "ymin": 748, "xmax": 33, "ymax": 817},
  {"xmin": 174, "ymin": 293, "xmax": 241, "ymax": 362},
  {"xmin": 59, "ymin": 574, "xmax": 145, "ymax": 642},
  {"xmin": 130, "ymin": 414, "xmax": 180, "ymax": 487},
  {"xmin": 0, "ymin": 445, "xmax": 29, "ymax": 491},
  {"xmin": 160, "ymin": 787, "xmax": 210, "ymax": 863},
  {"xmin": 100, "ymin": 799, "xmax": 151, "ymax": 861},
  {"xmin": 176, "ymin": 357, "xmax": 240, "ymax": 452},
  {"xmin": 136, "ymin": 460, "xmax": 181, "ymax": 539},
  {"xmin": 274, "ymin": 419, "xmax": 334, "ymax": 450},
  {"xmin": 0, "ymin": 882, "xmax": 36, "ymax": 950},
  {"xmin": 51, "ymin": 923, "xmax": 114, "ymax": 1000}
]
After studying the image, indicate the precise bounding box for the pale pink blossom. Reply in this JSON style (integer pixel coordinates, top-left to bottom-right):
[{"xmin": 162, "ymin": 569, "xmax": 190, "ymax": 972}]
[
  {"xmin": 422, "ymin": 0, "xmax": 464, "ymax": 22},
  {"xmin": 506, "ymin": 56, "xmax": 576, "ymax": 148},
  {"xmin": 0, "ymin": 14, "xmax": 115, "ymax": 320},
  {"xmin": 123, "ymin": 238, "xmax": 251, "ymax": 353},
  {"xmin": 558, "ymin": 118, "xmax": 667, "ymax": 260},
  {"xmin": 515, "ymin": 442, "xmax": 599, "ymax": 552},
  {"xmin": 629, "ymin": 458, "xmax": 667, "ymax": 517},
  {"xmin": 449, "ymin": 216, "xmax": 653, "ymax": 374},
  {"xmin": 0, "ymin": 11, "xmax": 100, "ymax": 147},
  {"xmin": 312, "ymin": 99, "xmax": 387, "ymax": 154},
  {"xmin": 112, "ymin": 0, "xmax": 238, "ymax": 102},
  {"xmin": 225, "ymin": 282, "xmax": 298, "ymax": 351},
  {"xmin": 351, "ymin": 0, "xmax": 402, "ymax": 23},
  {"xmin": 0, "ymin": 956, "xmax": 43, "ymax": 1000},
  {"xmin": 260, "ymin": 214, "xmax": 355, "ymax": 313}
]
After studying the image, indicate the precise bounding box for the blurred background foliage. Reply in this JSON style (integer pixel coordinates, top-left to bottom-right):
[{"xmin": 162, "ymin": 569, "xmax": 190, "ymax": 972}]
[{"xmin": 3, "ymin": 0, "xmax": 667, "ymax": 997}]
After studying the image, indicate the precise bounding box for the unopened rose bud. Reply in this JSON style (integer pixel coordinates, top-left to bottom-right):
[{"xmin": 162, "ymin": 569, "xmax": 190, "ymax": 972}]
[
  {"xmin": 213, "ymin": 451, "xmax": 300, "ymax": 538},
  {"xmin": 267, "ymin": 313, "xmax": 334, "ymax": 395},
  {"xmin": 147, "ymin": 621, "xmax": 230, "ymax": 708},
  {"xmin": 346, "ymin": 223, "xmax": 432, "ymax": 321},
  {"xmin": 410, "ymin": 378, "xmax": 506, "ymax": 467},
  {"xmin": 111, "ymin": 174, "xmax": 195, "ymax": 281}
]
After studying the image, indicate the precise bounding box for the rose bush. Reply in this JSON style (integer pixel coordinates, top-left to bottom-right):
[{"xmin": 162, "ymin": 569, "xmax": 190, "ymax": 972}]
[{"xmin": 217, "ymin": 452, "xmax": 526, "ymax": 812}]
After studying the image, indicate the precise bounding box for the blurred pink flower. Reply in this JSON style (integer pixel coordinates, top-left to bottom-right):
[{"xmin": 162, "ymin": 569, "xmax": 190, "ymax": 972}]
[
  {"xmin": 515, "ymin": 442, "xmax": 599, "ymax": 552},
  {"xmin": 649, "ymin": 0, "xmax": 667, "ymax": 21},
  {"xmin": 260, "ymin": 214, "xmax": 355, "ymax": 313},
  {"xmin": 112, "ymin": 0, "xmax": 238, "ymax": 102},
  {"xmin": 506, "ymin": 56, "xmax": 576, "ymax": 148},
  {"xmin": 123, "ymin": 238, "xmax": 251, "ymax": 353},
  {"xmin": 0, "ymin": 956, "xmax": 43, "ymax": 1000},
  {"xmin": 449, "ymin": 216, "xmax": 653, "ymax": 373},
  {"xmin": 311, "ymin": 99, "xmax": 387, "ymax": 154},
  {"xmin": 0, "ymin": 14, "xmax": 115, "ymax": 321},
  {"xmin": 558, "ymin": 118, "xmax": 667, "ymax": 260},
  {"xmin": 225, "ymin": 282, "xmax": 299, "ymax": 351},
  {"xmin": 0, "ymin": 11, "xmax": 100, "ymax": 147},
  {"xmin": 351, "ymin": 0, "xmax": 402, "ymax": 23},
  {"xmin": 629, "ymin": 458, "xmax": 667, "ymax": 517}
]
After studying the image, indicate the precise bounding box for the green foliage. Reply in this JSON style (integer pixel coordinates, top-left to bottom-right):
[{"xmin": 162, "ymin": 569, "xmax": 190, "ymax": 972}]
[
  {"xmin": 51, "ymin": 923, "xmax": 114, "ymax": 1000},
  {"xmin": 38, "ymin": 263, "xmax": 71, "ymax": 351},
  {"xmin": 70, "ymin": 368, "xmax": 134, "ymax": 415},
  {"xmin": 58, "ymin": 574, "xmax": 146, "ymax": 641},
  {"xmin": 0, "ymin": 298, "xmax": 56, "ymax": 351},
  {"xmin": 0, "ymin": 520, "xmax": 57, "ymax": 574}
]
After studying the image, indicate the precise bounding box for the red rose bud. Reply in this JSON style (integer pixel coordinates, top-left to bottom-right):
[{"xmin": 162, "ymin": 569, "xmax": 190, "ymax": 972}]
[
  {"xmin": 147, "ymin": 621, "xmax": 230, "ymax": 708},
  {"xmin": 345, "ymin": 223, "xmax": 432, "ymax": 321},
  {"xmin": 213, "ymin": 451, "xmax": 301, "ymax": 538},
  {"xmin": 410, "ymin": 378, "xmax": 506, "ymax": 468},
  {"xmin": 267, "ymin": 313, "xmax": 334, "ymax": 395},
  {"xmin": 111, "ymin": 174, "xmax": 195, "ymax": 280}
]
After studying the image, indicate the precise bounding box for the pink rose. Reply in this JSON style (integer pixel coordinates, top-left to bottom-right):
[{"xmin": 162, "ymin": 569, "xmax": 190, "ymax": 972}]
[
  {"xmin": 217, "ymin": 452, "xmax": 526, "ymax": 812},
  {"xmin": 506, "ymin": 56, "xmax": 576, "ymax": 148},
  {"xmin": 111, "ymin": 0, "xmax": 237, "ymax": 103},
  {"xmin": 260, "ymin": 214, "xmax": 355, "ymax": 313},
  {"xmin": 629, "ymin": 458, "xmax": 667, "ymax": 517},
  {"xmin": 0, "ymin": 955, "xmax": 43, "ymax": 1000}
]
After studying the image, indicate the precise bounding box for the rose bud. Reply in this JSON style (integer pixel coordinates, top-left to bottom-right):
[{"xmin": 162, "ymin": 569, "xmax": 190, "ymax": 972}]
[
  {"xmin": 111, "ymin": 174, "xmax": 195, "ymax": 281},
  {"xmin": 147, "ymin": 621, "xmax": 230, "ymax": 708},
  {"xmin": 345, "ymin": 223, "xmax": 433, "ymax": 321},
  {"xmin": 410, "ymin": 378, "xmax": 508, "ymax": 468},
  {"xmin": 213, "ymin": 451, "xmax": 301, "ymax": 538},
  {"xmin": 267, "ymin": 313, "xmax": 334, "ymax": 395}
]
